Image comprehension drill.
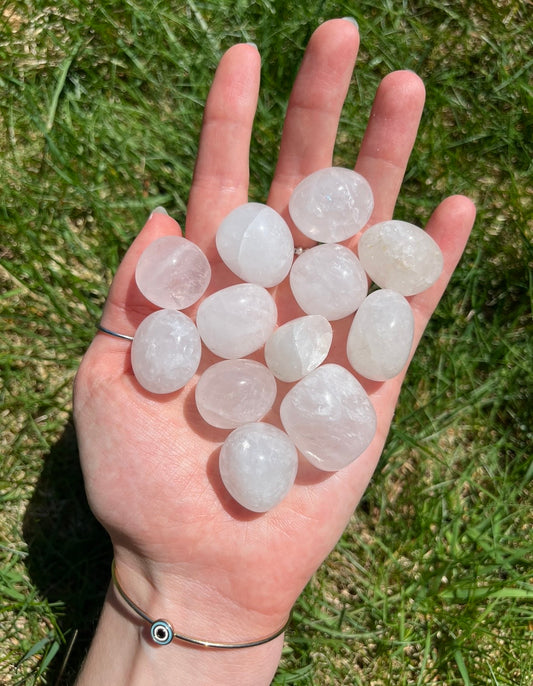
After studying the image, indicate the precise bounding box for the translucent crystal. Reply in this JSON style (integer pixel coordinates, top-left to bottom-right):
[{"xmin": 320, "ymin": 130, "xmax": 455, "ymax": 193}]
[
  {"xmin": 358, "ymin": 220, "xmax": 443, "ymax": 295},
  {"xmin": 346, "ymin": 289, "xmax": 414, "ymax": 381},
  {"xmin": 290, "ymin": 243, "xmax": 368, "ymax": 320},
  {"xmin": 196, "ymin": 283, "xmax": 277, "ymax": 359},
  {"xmin": 219, "ymin": 423, "xmax": 298, "ymax": 512},
  {"xmin": 264, "ymin": 315, "xmax": 332, "ymax": 382},
  {"xmin": 131, "ymin": 309, "xmax": 201, "ymax": 394},
  {"xmin": 289, "ymin": 167, "xmax": 374, "ymax": 243},
  {"xmin": 135, "ymin": 235, "xmax": 211, "ymax": 310},
  {"xmin": 195, "ymin": 359, "xmax": 277, "ymax": 429},
  {"xmin": 280, "ymin": 364, "xmax": 376, "ymax": 471},
  {"xmin": 216, "ymin": 203, "xmax": 294, "ymax": 287}
]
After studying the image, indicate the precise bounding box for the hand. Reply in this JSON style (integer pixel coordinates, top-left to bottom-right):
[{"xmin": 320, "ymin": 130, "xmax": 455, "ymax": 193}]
[{"xmin": 73, "ymin": 19, "xmax": 475, "ymax": 685}]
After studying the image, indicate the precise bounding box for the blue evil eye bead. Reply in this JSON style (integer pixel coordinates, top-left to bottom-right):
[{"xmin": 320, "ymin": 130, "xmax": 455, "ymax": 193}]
[{"xmin": 151, "ymin": 619, "xmax": 174, "ymax": 645}]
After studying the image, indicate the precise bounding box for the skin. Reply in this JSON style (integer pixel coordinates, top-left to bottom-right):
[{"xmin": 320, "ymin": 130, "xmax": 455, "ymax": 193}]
[{"xmin": 73, "ymin": 19, "xmax": 476, "ymax": 686}]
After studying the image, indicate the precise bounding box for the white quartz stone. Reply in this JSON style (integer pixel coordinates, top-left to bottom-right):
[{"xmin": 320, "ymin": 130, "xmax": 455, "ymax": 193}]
[
  {"xmin": 131, "ymin": 309, "xmax": 201, "ymax": 394},
  {"xmin": 358, "ymin": 220, "xmax": 443, "ymax": 295},
  {"xmin": 264, "ymin": 315, "xmax": 332, "ymax": 382},
  {"xmin": 280, "ymin": 364, "xmax": 376, "ymax": 471},
  {"xmin": 346, "ymin": 289, "xmax": 414, "ymax": 381},
  {"xmin": 135, "ymin": 235, "xmax": 211, "ymax": 310},
  {"xmin": 195, "ymin": 359, "xmax": 277, "ymax": 429},
  {"xmin": 196, "ymin": 283, "xmax": 277, "ymax": 359},
  {"xmin": 289, "ymin": 167, "xmax": 374, "ymax": 243},
  {"xmin": 290, "ymin": 243, "xmax": 368, "ymax": 320},
  {"xmin": 219, "ymin": 423, "xmax": 298, "ymax": 512},
  {"xmin": 216, "ymin": 203, "xmax": 294, "ymax": 287}
]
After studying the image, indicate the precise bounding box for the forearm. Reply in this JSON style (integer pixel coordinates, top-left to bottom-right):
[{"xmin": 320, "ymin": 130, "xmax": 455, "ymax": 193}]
[{"xmin": 76, "ymin": 583, "xmax": 284, "ymax": 686}]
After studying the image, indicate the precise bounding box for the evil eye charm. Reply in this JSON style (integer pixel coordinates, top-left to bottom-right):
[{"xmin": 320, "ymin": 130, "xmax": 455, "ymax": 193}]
[{"xmin": 151, "ymin": 619, "xmax": 174, "ymax": 645}]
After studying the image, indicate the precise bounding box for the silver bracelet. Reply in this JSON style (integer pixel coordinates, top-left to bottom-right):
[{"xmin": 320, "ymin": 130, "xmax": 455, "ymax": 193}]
[{"xmin": 111, "ymin": 560, "xmax": 290, "ymax": 648}]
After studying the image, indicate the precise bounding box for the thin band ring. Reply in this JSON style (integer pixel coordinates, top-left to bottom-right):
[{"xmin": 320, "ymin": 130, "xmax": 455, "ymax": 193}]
[{"xmin": 97, "ymin": 323, "xmax": 134, "ymax": 341}]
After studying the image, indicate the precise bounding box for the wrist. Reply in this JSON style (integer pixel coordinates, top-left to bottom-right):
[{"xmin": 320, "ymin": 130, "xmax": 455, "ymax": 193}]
[
  {"xmin": 111, "ymin": 558, "xmax": 290, "ymax": 648},
  {"xmin": 112, "ymin": 550, "xmax": 291, "ymax": 643},
  {"xmin": 76, "ymin": 555, "xmax": 288, "ymax": 686}
]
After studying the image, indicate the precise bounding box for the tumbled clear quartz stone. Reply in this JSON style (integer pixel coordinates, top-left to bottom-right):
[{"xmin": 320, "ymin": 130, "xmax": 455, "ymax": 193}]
[
  {"xmin": 135, "ymin": 235, "xmax": 211, "ymax": 309},
  {"xmin": 290, "ymin": 243, "xmax": 368, "ymax": 320},
  {"xmin": 196, "ymin": 283, "xmax": 277, "ymax": 359},
  {"xmin": 358, "ymin": 220, "xmax": 443, "ymax": 295},
  {"xmin": 347, "ymin": 289, "xmax": 414, "ymax": 381},
  {"xmin": 280, "ymin": 364, "xmax": 376, "ymax": 471},
  {"xmin": 195, "ymin": 359, "xmax": 277, "ymax": 429},
  {"xmin": 219, "ymin": 423, "xmax": 298, "ymax": 512},
  {"xmin": 289, "ymin": 167, "xmax": 374, "ymax": 243},
  {"xmin": 131, "ymin": 309, "xmax": 201, "ymax": 394},
  {"xmin": 216, "ymin": 203, "xmax": 294, "ymax": 287},
  {"xmin": 264, "ymin": 315, "xmax": 333, "ymax": 382}
]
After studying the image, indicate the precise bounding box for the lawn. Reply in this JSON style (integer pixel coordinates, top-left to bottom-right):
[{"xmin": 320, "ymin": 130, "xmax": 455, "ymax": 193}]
[{"xmin": 1, "ymin": 1, "xmax": 531, "ymax": 684}]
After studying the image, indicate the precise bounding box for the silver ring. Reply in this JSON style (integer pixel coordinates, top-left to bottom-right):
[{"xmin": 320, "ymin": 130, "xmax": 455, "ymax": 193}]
[{"xmin": 97, "ymin": 323, "xmax": 134, "ymax": 341}]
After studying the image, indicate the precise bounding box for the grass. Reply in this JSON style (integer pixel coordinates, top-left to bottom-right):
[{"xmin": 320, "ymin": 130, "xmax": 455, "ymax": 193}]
[{"xmin": 1, "ymin": 0, "xmax": 531, "ymax": 683}]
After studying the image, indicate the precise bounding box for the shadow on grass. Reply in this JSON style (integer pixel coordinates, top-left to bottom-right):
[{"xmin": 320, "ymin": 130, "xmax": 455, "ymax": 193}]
[{"xmin": 23, "ymin": 418, "xmax": 112, "ymax": 685}]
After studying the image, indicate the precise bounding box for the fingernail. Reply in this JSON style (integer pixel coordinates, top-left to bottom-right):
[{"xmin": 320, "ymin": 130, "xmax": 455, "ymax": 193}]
[
  {"xmin": 244, "ymin": 42, "xmax": 258, "ymax": 49},
  {"xmin": 150, "ymin": 206, "xmax": 168, "ymax": 217},
  {"xmin": 342, "ymin": 17, "xmax": 359, "ymax": 29}
]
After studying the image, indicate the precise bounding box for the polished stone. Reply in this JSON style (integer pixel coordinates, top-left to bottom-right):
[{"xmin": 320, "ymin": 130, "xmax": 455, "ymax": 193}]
[
  {"xmin": 131, "ymin": 309, "xmax": 201, "ymax": 393},
  {"xmin": 219, "ymin": 423, "xmax": 298, "ymax": 512},
  {"xmin": 358, "ymin": 220, "xmax": 443, "ymax": 295},
  {"xmin": 216, "ymin": 203, "xmax": 294, "ymax": 287},
  {"xmin": 346, "ymin": 289, "xmax": 414, "ymax": 381},
  {"xmin": 195, "ymin": 359, "xmax": 277, "ymax": 429},
  {"xmin": 290, "ymin": 243, "xmax": 368, "ymax": 320},
  {"xmin": 135, "ymin": 235, "xmax": 211, "ymax": 310},
  {"xmin": 264, "ymin": 315, "xmax": 333, "ymax": 382},
  {"xmin": 289, "ymin": 167, "xmax": 374, "ymax": 243},
  {"xmin": 280, "ymin": 364, "xmax": 376, "ymax": 471},
  {"xmin": 196, "ymin": 283, "xmax": 277, "ymax": 359}
]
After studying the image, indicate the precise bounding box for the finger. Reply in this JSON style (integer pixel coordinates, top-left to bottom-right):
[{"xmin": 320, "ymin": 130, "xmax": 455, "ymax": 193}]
[
  {"xmin": 267, "ymin": 18, "xmax": 360, "ymax": 246},
  {"xmin": 350, "ymin": 70, "xmax": 426, "ymax": 245},
  {"xmin": 365, "ymin": 194, "xmax": 476, "ymax": 436},
  {"xmin": 98, "ymin": 210, "xmax": 183, "ymax": 336},
  {"xmin": 311, "ymin": 195, "xmax": 476, "ymax": 524},
  {"xmin": 186, "ymin": 43, "xmax": 261, "ymax": 259},
  {"xmin": 98, "ymin": 44, "xmax": 261, "ymax": 334},
  {"xmin": 409, "ymin": 194, "xmax": 477, "ymax": 333}
]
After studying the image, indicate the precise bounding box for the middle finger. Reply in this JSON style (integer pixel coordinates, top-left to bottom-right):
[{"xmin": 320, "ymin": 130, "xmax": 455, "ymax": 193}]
[{"xmin": 267, "ymin": 18, "xmax": 360, "ymax": 246}]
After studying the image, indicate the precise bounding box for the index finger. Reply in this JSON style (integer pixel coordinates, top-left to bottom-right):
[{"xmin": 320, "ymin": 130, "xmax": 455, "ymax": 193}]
[{"xmin": 185, "ymin": 43, "xmax": 261, "ymax": 259}]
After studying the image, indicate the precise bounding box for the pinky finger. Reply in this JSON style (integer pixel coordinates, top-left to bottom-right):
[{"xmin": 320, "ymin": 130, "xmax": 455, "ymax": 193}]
[
  {"xmin": 409, "ymin": 194, "xmax": 476, "ymax": 339},
  {"xmin": 360, "ymin": 194, "xmax": 476, "ymax": 455}
]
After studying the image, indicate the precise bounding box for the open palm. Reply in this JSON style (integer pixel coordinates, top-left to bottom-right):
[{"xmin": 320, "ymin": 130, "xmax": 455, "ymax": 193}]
[{"xmin": 73, "ymin": 19, "xmax": 475, "ymax": 651}]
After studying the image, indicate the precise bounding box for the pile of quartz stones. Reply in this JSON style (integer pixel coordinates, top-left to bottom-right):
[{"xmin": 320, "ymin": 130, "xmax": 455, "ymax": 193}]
[{"xmin": 132, "ymin": 167, "xmax": 443, "ymax": 513}]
